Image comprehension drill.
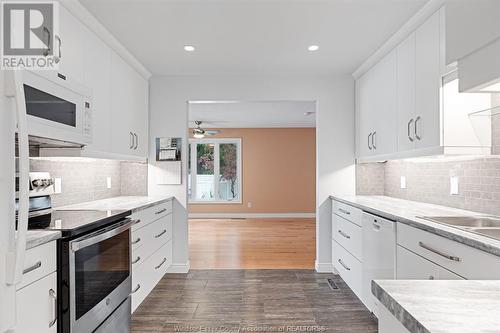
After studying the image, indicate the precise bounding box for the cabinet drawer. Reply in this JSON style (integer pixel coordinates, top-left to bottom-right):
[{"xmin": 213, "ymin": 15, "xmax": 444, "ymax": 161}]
[
  {"xmin": 16, "ymin": 272, "xmax": 57, "ymax": 333},
  {"xmin": 397, "ymin": 223, "xmax": 500, "ymax": 279},
  {"xmin": 332, "ymin": 201, "xmax": 362, "ymax": 226},
  {"xmin": 17, "ymin": 241, "xmax": 57, "ymax": 290},
  {"xmin": 131, "ymin": 200, "xmax": 173, "ymax": 231},
  {"xmin": 132, "ymin": 214, "xmax": 172, "ymax": 257},
  {"xmin": 333, "ymin": 215, "xmax": 363, "ymax": 260},
  {"xmin": 333, "ymin": 241, "xmax": 362, "ymax": 296},
  {"xmin": 131, "ymin": 240, "xmax": 172, "ymax": 312}
]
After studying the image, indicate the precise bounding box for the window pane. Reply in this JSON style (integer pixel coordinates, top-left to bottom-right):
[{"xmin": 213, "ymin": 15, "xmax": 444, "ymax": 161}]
[
  {"xmin": 196, "ymin": 143, "xmax": 215, "ymax": 200},
  {"xmin": 219, "ymin": 143, "xmax": 238, "ymax": 201}
]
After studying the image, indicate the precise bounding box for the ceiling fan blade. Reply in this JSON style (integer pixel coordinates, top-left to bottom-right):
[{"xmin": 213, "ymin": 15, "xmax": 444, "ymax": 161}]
[{"xmin": 205, "ymin": 130, "xmax": 221, "ymax": 136}]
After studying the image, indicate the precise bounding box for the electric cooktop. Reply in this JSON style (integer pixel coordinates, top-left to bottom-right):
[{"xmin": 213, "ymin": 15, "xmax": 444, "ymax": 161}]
[{"xmin": 28, "ymin": 209, "xmax": 132, "ymax": 238}]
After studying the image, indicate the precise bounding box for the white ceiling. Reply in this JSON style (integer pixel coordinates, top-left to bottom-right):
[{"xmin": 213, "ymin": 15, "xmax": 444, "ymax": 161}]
[
  {"xmin": 188, "ymin": 101, "xmax": 316, "ymax": 128},
  {"xmin": 79, "ymin": 0, "xmax": 427, "ymax": 76}
]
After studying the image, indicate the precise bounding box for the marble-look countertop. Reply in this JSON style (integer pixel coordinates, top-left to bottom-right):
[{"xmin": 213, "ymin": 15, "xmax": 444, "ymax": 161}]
[
  {"xmin": 330, "ymin": 195, "xmax": 500, "ymax": 257},
  {"xmin": 26, "ymin": 230, "xmax": 61, "ymax": 249},
  {"xmin": 372, "ymin": 279, "xmax": 500, "ymax": 333},
  {"xmin": 56, "ymin": 196, "xmax": 174, "ymax": 213}
]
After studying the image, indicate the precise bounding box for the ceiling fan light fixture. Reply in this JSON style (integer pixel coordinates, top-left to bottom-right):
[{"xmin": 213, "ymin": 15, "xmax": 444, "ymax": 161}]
[{"xmin": 193, "ymin": 132, "xmax": 205, "ymax": 139}]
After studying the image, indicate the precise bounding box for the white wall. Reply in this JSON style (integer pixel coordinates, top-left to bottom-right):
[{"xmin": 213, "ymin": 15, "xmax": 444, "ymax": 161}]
[{"xmin": 148, "ymin": 75, "xmax": 356, "ymax": 272}]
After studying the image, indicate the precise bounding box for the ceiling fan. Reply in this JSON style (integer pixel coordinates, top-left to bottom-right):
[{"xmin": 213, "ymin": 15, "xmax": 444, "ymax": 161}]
[{"xmin": 192, "ymin": 121, "xmax": 221, "ymax": 138}]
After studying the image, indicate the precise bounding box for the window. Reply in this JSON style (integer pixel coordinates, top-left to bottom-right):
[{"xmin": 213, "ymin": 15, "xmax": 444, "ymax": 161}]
[{"xmin": 188, "ymin": 139, "xmax": 241, "ymax": 203}]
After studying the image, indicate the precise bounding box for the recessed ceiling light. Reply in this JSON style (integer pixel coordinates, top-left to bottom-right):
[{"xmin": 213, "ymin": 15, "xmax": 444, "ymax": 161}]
[
  {"xmin": 308, "ymin": 45, "xmax": 319, "ymax": 51},
  {"xmin": 184, "ymin": 45, "xmax": 195, "ymax": 52}
]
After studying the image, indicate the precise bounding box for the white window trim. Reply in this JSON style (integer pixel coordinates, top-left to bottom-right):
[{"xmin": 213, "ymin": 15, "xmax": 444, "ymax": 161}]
[{"xmin": 189, "ymin": 138, "xmax": 242, "ymax": 204}]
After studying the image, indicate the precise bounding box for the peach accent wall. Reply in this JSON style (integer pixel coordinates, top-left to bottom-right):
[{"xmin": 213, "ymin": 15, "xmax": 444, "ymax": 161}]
[{"xmin": 188, "ymin": 128, "xmax": 316, "ymax": 213}]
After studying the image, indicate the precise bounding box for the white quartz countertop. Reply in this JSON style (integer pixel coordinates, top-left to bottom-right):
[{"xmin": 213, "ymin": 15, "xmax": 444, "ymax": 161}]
[
  {"xmin": 372, "ymin": 279, "xmax": 500, "ymax": 333},
  {"xmin": 330, "ymin": 195, "xmax": 500, "ymax": 257},
  {"xmin": 26, "ymin": 230, "xmax": 61, "ymax": 249},
  {"xmin": 56, "ymin": 196, "xmax": 174, "ymax": 213}
]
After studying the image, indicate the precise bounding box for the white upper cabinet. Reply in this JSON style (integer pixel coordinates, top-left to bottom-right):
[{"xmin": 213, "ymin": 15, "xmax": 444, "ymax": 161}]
[
  {"xmin": 81, "ymin": 29, "xmax": 112, "ymax": 155},
  {"xmin": 414, "ymin": 10, "xmax": 442, "ymax": 151},
  {"xmin": 356, "ymin": 49, "xmax": 398, "ymax": 160},
  {"xmin": 58, "ymin": 6, "xmax": 85, "ymax": 84},
  {"xmin": 111, "ymin": 52, "xmax": 148, "ymax": 159},
  {"xmin": 356, "ymin": 7, "xmax": 492, "ymax": 162}
]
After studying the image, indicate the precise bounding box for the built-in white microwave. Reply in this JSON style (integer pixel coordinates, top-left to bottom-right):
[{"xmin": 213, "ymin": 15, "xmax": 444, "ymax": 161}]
[{"xmin": 21, "ymin": 70, "xmax": 92, "ymax": 145}]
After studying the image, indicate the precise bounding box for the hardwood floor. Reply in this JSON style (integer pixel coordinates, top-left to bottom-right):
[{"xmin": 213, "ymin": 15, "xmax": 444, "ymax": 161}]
[
  {"xmin": 131, "ymin": 270, "xmax": 377, "ymax": 333},
  {"xmin": 188, "ymin": 218, "xmax": 316, "ymax": 269}
]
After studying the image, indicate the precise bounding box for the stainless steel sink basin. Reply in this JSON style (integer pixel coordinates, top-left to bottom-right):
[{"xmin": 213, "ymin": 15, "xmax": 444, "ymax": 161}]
[
  {"xmin": 418, "ymin": 216, "xmax": 500, "ymax": 241},
  {"xmin": 473, "ymin": 228, "xmax": 500, "ymax": 239},
  {"xmin": 418, "ymin": 216, "xmax": 500, "ymax": 228}
]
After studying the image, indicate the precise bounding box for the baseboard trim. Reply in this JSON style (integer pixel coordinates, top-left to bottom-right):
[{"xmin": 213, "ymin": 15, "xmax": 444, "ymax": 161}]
[
  {"xmin": 315, "ymin": 260, "xmax": 333, "ymax": 273},
  {"xmin": 189, "ymin": 213, "xmax": 316, "ymax": 219},
  {"xmin": 167, "ymin": 261, "xmax": 190, "ymax": 274}
]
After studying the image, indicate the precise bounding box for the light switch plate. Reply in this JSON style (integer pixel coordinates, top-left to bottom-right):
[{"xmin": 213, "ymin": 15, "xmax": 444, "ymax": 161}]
[
  {"xmin": 54, "ymin": 178, "xmax": 62, "ymax": 194},
  {"xmin": 450, "ymin": 176, "xmax": 459, "ymax": 195},
  {"xmin": 106, "ymin": 177, "xmax": 112, "ymax": 189},
  {"xmin": 400, "ymin": 176, "xmax": 407, "ymax": 189},
  {"xmin": 247, "ymin": 202, "xmax": 252, "ymax": 208}
]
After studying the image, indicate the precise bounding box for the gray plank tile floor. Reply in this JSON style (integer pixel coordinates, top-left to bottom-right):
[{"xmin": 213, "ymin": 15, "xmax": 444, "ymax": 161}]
[{"xmin": 132, "ymin": 270, "xmax": 377, "ymax": 333}]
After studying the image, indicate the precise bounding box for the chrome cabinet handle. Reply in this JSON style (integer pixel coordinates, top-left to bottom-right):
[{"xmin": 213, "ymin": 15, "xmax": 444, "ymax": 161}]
[
  {"xmin": 131, "ymin": 284, "xmax": 141, "ymax": 294},
  {"xmin": 372, "ymin": 131, "xmax": 377, "ymax": 150},
  {"xmin": 368, "ymin": 133, "xmax": 373, "ymax": 150},
  {"xmin": 418, "ymin": 241, "xmax": 460, "ymax": 262},
  {"xmin": 338, "ymin": 208, "xmax": 350, "ymax": 215},
  {"xmin": 42, "ymin": 26, "xmax": 51, "ymax": 56},
  {"xmin": 155, "ymin": 258, "xmax": 167, "ymax": 269},
  {"xmin": 415, "ymin": 116, "xmax": 422, "ymax": 140},
  {"xmin": 338, "ymin": 259, "xmax": 351, "ymax": 271},
  {"xmin": 129, "ymin": 132, "xmax": 134, "ymax": 149},
  {"xmin": 408, "ymin": 119, "xmax": 414, "ymax": 142},
  {"xmin": 155, "ymin": 208, "xmax": 167, "ymax": 215},
  {"xmin": 131, "ymin": 237, "xmax": 141, "ymax": 245},
  {"xmin": 155, "ymin": 229, "xmax": 167, "ymax": 238},
  {"xmin": 132, "ymin": 256, "xmax": 141, "ymax": 264},
  {"xmin": 54, "ymin": 35, "xmax": 62, "ymax": 63},
  {"xmin": 49, "ymin": 289, "xmax": 57, "ymax": 328},
  {"xmin": 23, "ymin": 261, "xmax": 41, "ymax": 275},
  {"xmin": 372, "ymin": 222, "xmax": 381, "ymax": 230},
  {"xmin": 133, "ymin": 133, "xmax": 138, "ymax": 150},
  {"xmin": 338, "ymin": 230, "xmax": 351, "ymax": 239}
]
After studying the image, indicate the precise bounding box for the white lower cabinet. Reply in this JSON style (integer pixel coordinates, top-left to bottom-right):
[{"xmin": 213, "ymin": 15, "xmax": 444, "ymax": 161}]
[
  {"xmin": 15, "ymin": 241, "xmax": 58, "ymax": 333},
  {"xmin": 130, "ymin": 201, "xmax": 174, "ymax": 312},
  {"xmin": 396, "ymin": 245, "xmax": 463, "ymax": 280},
  {"xmin": 16, "ymin": 272, "xmax": 57, "ymax": 333}
]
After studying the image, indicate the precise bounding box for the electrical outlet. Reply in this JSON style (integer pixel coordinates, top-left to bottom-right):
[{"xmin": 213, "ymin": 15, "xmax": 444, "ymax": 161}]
[
  {"xmin": 106, "ymin": 177, "xmax": 112, "ymax": 189},
  {"xmin": 247, "ymin": 202, "xmax": 252, "ymax": 208},
  {"xmin": 400, "ymin": 176, "xmax": 407, "ymax": 189},
  {"xmin": 450, "ymin": 176, "xmax": 459, "ymax": 195},
  {"xmin": 54, "ymin": 178, "xmax": 62, "ymax": 194}
]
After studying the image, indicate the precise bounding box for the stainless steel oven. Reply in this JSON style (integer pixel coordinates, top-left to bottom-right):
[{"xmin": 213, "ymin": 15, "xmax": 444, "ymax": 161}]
[{"xmin": 60, "ymin": 218, "xmax": 132, "ymax": 333}]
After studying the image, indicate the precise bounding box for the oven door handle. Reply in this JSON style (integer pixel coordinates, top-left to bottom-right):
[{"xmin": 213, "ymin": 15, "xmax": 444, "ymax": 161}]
[{"xmin": 71, "ymin": 219, "xmax": 133, "ymax": 252}]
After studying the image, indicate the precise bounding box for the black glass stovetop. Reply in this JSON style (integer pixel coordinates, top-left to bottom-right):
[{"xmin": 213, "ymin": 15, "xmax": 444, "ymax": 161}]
[{"xmin": 28, "ymin": 209, "xmax": 132, "ymax": 238}]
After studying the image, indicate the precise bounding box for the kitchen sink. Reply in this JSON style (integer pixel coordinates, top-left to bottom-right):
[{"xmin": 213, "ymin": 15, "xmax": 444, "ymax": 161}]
[
  {"xmin": 418, "ymin": 216, "xmax": 500, "ymax": 241},
  {"xmin": 418, "ymin": 216, "xmax": 500, "ymax": 228}
]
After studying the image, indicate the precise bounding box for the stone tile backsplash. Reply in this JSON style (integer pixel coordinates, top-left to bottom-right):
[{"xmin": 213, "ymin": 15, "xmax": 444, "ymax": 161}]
[
  {"xmin": 30, "ymin": 158, "xmax": 148, "ymax": 207},
  {"xmin": 356, "ymin": 157, "xmax": 500, "ymax": 215}
]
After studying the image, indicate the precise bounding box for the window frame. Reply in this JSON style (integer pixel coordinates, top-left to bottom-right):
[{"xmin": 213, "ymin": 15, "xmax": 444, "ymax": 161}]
[{"xmin": 189, "ymin": 138, "xmax": 242, "ymax": 204}]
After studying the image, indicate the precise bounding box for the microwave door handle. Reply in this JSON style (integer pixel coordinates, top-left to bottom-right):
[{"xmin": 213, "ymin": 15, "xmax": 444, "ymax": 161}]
[
  {"xmin": 71, "ymin": 219, "xmax": 133, "ymax": 252},
  {"xmin": 5, "ymin": 71, "xmax": 30, "ymax": 285}
]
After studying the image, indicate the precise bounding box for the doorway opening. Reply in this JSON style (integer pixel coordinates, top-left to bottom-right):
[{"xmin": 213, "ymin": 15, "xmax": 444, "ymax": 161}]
[{"xmin": 187, "ymin": 100, "xmax": 317, "ymax": 269}]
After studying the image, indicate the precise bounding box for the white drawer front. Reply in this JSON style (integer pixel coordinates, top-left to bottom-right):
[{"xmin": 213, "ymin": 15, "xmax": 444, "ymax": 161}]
[
  {"xmin": 131, "ymin": 240, "xmax": 172, "ymax": 312},
  {"xmin": 17, "ymin": 241, "xmax": 57, "ymax": 290},
  {"xmin": 333, "ymin": 215, "xmax": 363, "ymax": 260},
  {"xmin": 333, "ymin": 240, "xmax": 362, "ymax": 296},
  {"xmin": 131, "ymin": 200, "xmax": 173, "ymax": 232},
  {"xmin": 397, "ymin": 223, "xmax": 500, "ymax": 279},
  {"xmin": 332, "ymin": 200, "xmax": 362, "ymax": 226},
  {"xmin": 132, "ymin": 213, "xmax": 172, "ymax": 257}
]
